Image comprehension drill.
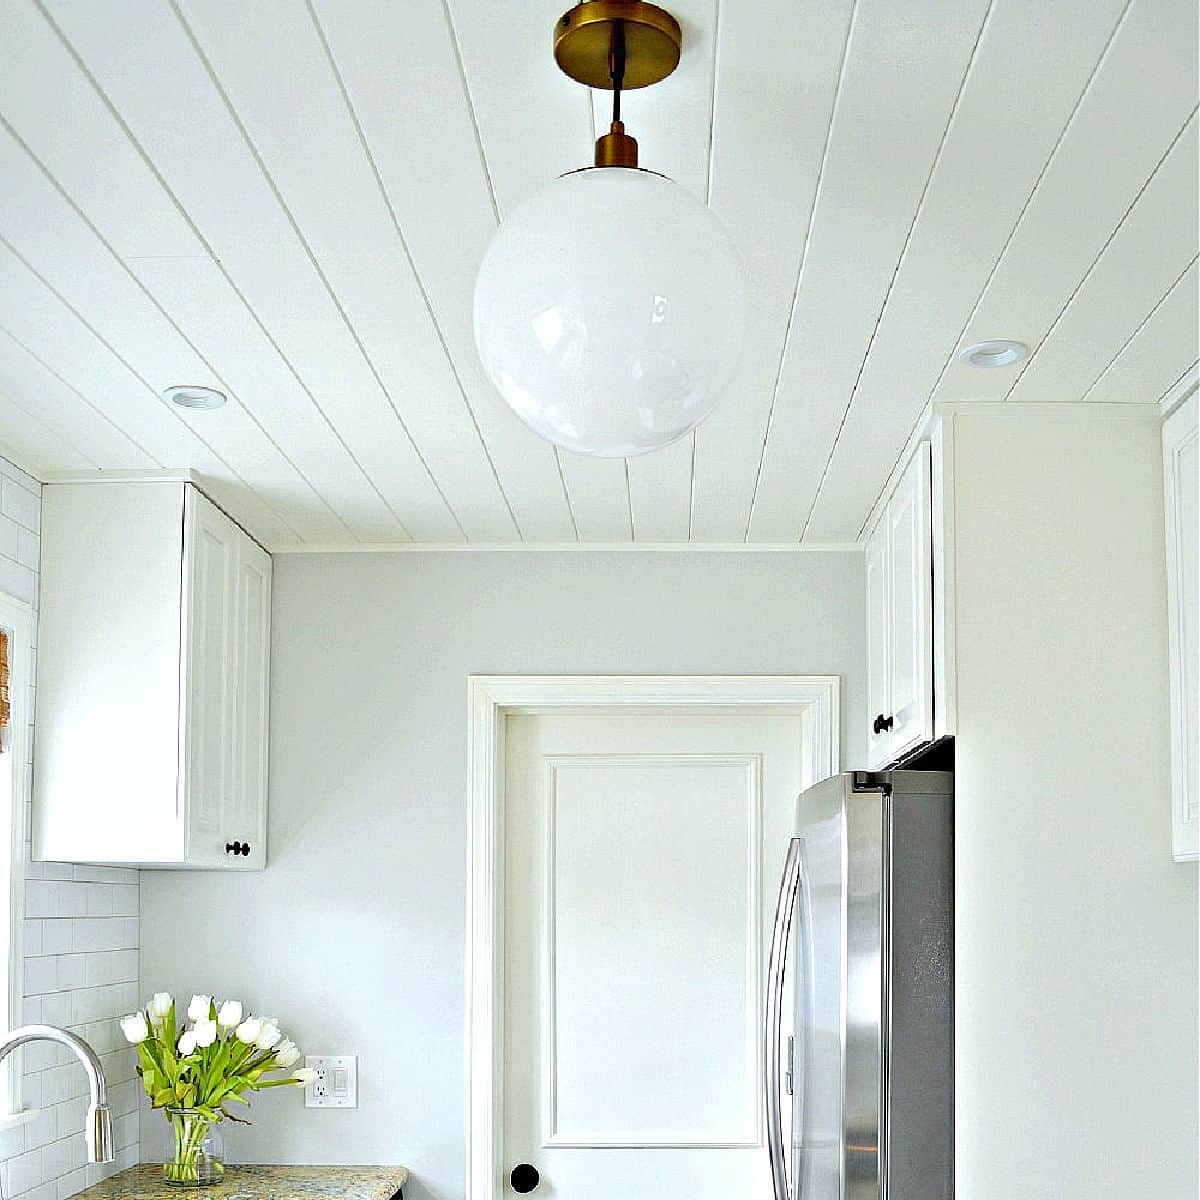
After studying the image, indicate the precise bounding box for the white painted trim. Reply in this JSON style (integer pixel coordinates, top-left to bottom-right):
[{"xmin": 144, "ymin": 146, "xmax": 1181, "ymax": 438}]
[
  {"xmin": 0, "ymin": 591, "xmax": 31, "ymax": 1116},
  {"xmin": 1159, "ymin": 364, "xmax": 1198, "ymax": 418},
  {"xmin": 465, "ymin": 674, "xmax": 840, "ymax": 1200},
  {"xmin": 932, "ymin": 400, "xmax": 1161, "ymax": 418},
  {"xmin": 39, "ymin": 468, "xmax": 202, "ymax": 486},
  {"xmin": 1162, "ymin": 393, "xmax": 1198, "ymax": 861},
  {"xmin": 273, "ymin": 541, "xmax": 864, "ymax": 555}
]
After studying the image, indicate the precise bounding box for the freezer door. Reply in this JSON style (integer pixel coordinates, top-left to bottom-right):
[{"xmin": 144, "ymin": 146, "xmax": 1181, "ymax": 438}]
[{"xmin": 793, "ymin": 775, "xmax": 885, "ymax": 1200}]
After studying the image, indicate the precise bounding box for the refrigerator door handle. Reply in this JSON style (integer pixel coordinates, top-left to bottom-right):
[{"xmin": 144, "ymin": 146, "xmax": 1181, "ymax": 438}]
[{"xmin": 765, "ymin": 836, "xmax": 803, "ymax": 1200}]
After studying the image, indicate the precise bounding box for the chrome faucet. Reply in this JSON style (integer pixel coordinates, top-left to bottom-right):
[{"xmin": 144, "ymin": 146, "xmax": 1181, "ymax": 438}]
[{"xmin": 0, "ymin": 1025, "xmax": 113, "ymax": 1162}]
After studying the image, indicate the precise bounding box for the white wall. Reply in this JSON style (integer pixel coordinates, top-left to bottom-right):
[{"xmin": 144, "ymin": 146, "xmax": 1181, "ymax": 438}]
[
  {"xmin": 140, "ymin": 549, "xmax": 865, "ymax": 1200},
  {"xmin": 949, "ymin": 407, "xmax": 1198, "ymax": 1197},
  {"xmin": 0, "ymin": 455, "xmax": 140, "ymax": 1200}
]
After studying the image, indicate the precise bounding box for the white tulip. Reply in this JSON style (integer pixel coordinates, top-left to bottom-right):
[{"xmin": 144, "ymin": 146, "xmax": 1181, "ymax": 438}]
[
  {"xmin": 292, "ymin": 1067, "xmax": 317, "ymax": 1085},
  {"xmin": 178, "ymin": 1031, "xmax": 198, "ymax": 1056},
  {"xmin": 193, "ymin": 1018, "xmax": 218, "ymax": 1048},
  {"xmin": 149, "ymin": 992, "xmax": 173, "ymax": 1023},
  {"xmin": 255, "ymin": 1022, "xmax": 282, "ymax": 1051},
  {"xmin": 187, "ymin": 995, "xmax": 212, "ymax": 1023},
  {"xmin": 120, "ymin": 1012, "xmax": 149, "ymax": 1044},
  {"xmin": 235, "ymin": 1017, "xmax": 263, "ymax": 1045},
  {"xmin": 217, "ymin": 1000, "xmax": 243, "ymax": 1029},
  {"xmin": 274, "ymin": 1040, "xmax": 300, "ymax": 1069}
]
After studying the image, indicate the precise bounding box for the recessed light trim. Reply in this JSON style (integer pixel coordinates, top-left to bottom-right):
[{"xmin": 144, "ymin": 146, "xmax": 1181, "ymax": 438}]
[
  {"xmin": 959, "ymin": 339, "xmax": 1028, "ymax": 368},
  {"xmin": 163, "ymin": 384, "xmax": 227, "ymax": 410}
]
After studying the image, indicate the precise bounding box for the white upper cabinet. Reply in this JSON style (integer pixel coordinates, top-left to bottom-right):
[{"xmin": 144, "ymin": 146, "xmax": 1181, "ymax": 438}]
[
  {"xmin": 1163, "ymin": 393, "xmax": 1198, "ymax": 861},
  {"xmin": 34, "ymin": 481, "xmax": 270, "ymax": 869},
  {"xmin": 865, "ymin": 443, "xmax": 934, "ymax": 769}
]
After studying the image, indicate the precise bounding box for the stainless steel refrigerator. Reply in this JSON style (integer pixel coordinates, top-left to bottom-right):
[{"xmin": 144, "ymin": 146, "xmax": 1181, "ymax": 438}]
[{"xmin": 764, "ymin": 769, "xmax": 953, "ymax": 1200}]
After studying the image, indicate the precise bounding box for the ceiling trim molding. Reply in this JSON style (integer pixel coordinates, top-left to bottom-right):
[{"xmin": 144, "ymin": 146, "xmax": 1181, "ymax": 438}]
[
  {"xmin": 38, "ymin": 468, "xmax": 202, "ymax": 485},
  {"xmin": 270, "ymin": 540, "xmax": 865, "ymax": 554},
  {"xmin": 1159, "ymin": 363, "xmax": 1199, "ymax": 419}
]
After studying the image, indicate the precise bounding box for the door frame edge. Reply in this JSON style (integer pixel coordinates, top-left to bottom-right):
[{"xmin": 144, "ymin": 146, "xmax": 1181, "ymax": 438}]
[{"xmin": 464, "ymin": 674, "xmax": 841, "ymax": 1200}]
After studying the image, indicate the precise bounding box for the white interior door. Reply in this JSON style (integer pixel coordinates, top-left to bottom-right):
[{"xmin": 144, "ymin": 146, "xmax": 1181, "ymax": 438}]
[{"xmin": 503, "ymin": 709, "xmax": 805, "ymax": 1198}]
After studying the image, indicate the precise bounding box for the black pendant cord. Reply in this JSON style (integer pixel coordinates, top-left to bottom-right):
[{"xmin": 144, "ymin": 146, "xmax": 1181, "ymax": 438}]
[{"xmin": 608, "ymin": 18, "xmax": 626, "ymax": 124}]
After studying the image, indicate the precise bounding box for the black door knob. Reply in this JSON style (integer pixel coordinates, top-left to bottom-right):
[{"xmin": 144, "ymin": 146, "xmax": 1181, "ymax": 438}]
[
  {"xmin": 510, "ymin": 1164, "xmax": 540, "ymax": 1193},
  {"xmin": 872, "ymin": 713, "xmax": 894, "ymax": 735}
]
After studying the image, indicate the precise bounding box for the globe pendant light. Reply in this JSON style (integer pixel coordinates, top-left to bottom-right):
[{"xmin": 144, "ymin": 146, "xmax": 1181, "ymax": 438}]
[{"xmin": 473, "ymin": 1, "xmax": 747, "ymax": 458}]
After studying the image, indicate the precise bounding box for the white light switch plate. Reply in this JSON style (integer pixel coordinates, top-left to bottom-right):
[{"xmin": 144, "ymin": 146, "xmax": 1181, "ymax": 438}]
[{"xmin": 304, "ymin": 1055, "xmax": 357, "ymax": 1108}]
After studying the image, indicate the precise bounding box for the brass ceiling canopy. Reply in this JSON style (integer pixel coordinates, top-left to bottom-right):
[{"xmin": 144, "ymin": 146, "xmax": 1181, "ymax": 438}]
[{"xmin": 553, "ymin": 0, "xmax": 683, "ymax": 169}]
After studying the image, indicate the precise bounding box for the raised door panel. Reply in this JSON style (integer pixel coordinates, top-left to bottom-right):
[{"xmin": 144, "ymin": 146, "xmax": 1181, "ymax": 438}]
[
  {"xmin": 227, "ymin": 533, "xmax": 271, "ymax": 870},
  {"xmin": 181, "ymin": 487, "xmax": 236, "ymax": 866},
  {"xmin": 886, "ymin": 444, "xmax": 934, "ymax": 762},
  {"xmin": 865, "ymin": 517, "xmax": 891, "ymax": 769},
  {"xmin": 33, "ymin": 482, "xmax": 186, "ymax": 864},
  {"xmin": 1164, "ymin": 393, "xmax": 1198, "ymax": 860}
]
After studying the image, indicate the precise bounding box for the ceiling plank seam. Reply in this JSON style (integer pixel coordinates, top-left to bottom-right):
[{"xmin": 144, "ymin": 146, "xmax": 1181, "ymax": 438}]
[
  {"xmin": 0, "ymin": 316, "xmax": 157, "ymax": 466},
  {"xmin": 440, "ymin": 0, "xmax": 502, "ymax": 225},
  {"xmin": 1081, "ymin": 252, "xmax": 1199, "ymax": 401},
  {"xmin": 29, "ymin": 0, "xmax": 390, "ymax": 543},
  {"xmin": 999, "ymin": 105, "xmax": 1199, "ymax": 402},
  {"xmin": 798, "ymin": 0, "xmax": 998, "ymax": 542},
  {"xmin": 0, "ymin": 231, "xmax": 305, "ymax": 543},
  {"xmin": 853, "ymin": 0, "xmax": 1139, "ymax": 542},
  {"xmin": 0, "ymin": 109, "xmax": 351, "ymax": 544},
  {"xmin": 740, "ymin": 0, "xmax": 859, "ymax": 543},
  {"xmin": 909, "ymin": 0, "xmax": 1135, "ymax": 439},
  {"xmin": 166, "ymin": 0, "xmax": 462, "ymax": 541},
  {"xmin": 304, "ymin": 0, "xmax": 524, "ymax": 542}
]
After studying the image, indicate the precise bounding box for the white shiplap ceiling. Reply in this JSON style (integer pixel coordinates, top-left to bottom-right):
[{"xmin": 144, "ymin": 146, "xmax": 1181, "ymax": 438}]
[{"xmin": 0, "ymin": 0, "xmax": 1195, "ymax": 548}]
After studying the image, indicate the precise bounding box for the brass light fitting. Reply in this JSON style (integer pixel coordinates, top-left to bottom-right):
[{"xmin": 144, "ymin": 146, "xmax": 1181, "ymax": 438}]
[{"xmin": 553, "ymin": 0, "xmax": 683, "ymax": 169}]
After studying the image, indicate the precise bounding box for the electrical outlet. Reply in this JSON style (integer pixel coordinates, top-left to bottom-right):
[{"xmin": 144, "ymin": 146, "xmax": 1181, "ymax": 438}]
[{"xmin": 304, "ymin": 1055, "xmax": 357, "ymax": 1109}]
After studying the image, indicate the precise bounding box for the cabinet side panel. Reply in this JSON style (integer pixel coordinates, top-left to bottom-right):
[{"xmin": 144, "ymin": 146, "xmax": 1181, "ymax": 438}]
[
  {"xmin": 34, "ymin": 483, "xmax": 185, "ymax": 863},
  {"xmin": 885, "ymin": 779, "xmax": 953, "ymax": 1200}
]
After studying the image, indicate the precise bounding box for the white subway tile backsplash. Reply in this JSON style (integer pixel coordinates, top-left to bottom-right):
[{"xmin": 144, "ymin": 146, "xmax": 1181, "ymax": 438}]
[
  {"xmin": 16, "ymin": 528, "xmax": 38, "ymax": 572},
  {"xmin": 40, "ymin": 921, "xmax": 72, "ymax": 957},
  {"xmin": 57, "ymin": 885, "xmax": 88, "ymax": 920},
  {"xmin": 2, "ymin": 480, "xmax": 39, "ymax": 534},
  {"xmin": 24, "ymin": 882, "xmax": 58, "ymax": 920},
  {"xmin": 0, "ymin": 463, "xmax": 141, "ymax": 1200},
  {"xmin": 70, "ymin": 918, "xmax": 138, "ymax": 954}
]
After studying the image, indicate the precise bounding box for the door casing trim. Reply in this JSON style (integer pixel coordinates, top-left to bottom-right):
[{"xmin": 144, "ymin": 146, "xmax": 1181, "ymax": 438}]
[{"xmin": 465, "ymin": 674, "xmax": 840, "ymax": 1200}]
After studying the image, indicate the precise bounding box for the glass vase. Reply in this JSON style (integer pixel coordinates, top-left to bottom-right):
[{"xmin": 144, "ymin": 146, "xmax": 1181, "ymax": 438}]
[{"xmin": 163, "ymin": 1108, "xmax": 224, "ymax": 1188}]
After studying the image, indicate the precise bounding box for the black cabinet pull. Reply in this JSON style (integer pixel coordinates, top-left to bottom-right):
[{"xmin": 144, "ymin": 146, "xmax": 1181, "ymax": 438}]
[
  {"xmin": 872, "ymin": 713, "xmax": 894, "ymax": 735},
  {"xmin": 510, "ymin": 1164, "xmax": 540, "ymax": 1193},
  {"xmin": 225, "ymin": 841, "xmax": 251, "ymax": 857}
]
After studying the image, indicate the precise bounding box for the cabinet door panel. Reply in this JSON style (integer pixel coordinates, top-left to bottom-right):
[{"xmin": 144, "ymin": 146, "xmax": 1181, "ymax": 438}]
[
  {"xmin": 887, "ymin": 444, "xmax": 934, "ymax": 761},
  {"xmin": 865, "ymin": 516, "xmax": 891, "ymax": 769},
  {"xmin": 229, "ymin": 535, "xmax": 271, "ymax": 869},
  {"xmin": 181, "ymin": 489, "xmax": 236, "ymax": 865}
]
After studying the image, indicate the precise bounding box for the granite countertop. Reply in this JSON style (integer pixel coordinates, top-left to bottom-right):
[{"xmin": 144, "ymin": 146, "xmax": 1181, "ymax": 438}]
[{"xmin": 73, "ymin": 1165, "xmax": 409, "ymax": 1199}]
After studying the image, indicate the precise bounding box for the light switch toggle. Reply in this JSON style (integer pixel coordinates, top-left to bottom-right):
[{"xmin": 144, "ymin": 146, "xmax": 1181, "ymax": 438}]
[{"xmin": 303, "ymin": 1055, "xmax": 358, "ymax": 1109}]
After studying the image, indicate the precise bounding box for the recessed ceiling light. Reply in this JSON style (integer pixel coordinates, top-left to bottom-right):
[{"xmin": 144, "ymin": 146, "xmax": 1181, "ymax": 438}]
[
  {"xmin": 959, "ymin": 339, "xmax": 1028, "ymax": 368},
  {"xmin": 163, "ymin": 384, "xmax": 226, "ymax": 410}
]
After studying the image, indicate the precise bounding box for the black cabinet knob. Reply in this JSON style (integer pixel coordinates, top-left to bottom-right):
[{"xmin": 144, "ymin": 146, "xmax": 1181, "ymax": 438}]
[
  {"xmin": 510, "ymin": 1164, "xmax": 540, "ymax": 1193},
  {"xmin": 872, "ymin": 713, "xmax": 894, "ymax": 735},
  {"xmin": 225, "ymin": 842, "xmax": 251, "ymax": 857}
]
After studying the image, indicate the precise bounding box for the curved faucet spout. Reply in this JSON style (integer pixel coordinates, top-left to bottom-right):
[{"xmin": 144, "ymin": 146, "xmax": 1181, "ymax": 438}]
[{"xmin": 0, "ymin": 1025, "xmax": 113, "ymax": 1162}]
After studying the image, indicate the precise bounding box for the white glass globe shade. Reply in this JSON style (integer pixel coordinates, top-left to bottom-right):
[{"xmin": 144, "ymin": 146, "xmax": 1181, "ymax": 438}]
[{"xmin": 473, "ymin": 167, "xmax": 746, "ymax": 457}]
